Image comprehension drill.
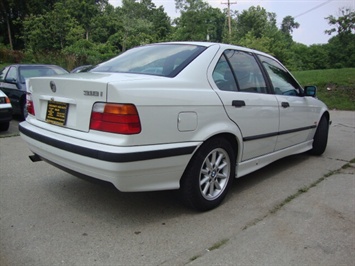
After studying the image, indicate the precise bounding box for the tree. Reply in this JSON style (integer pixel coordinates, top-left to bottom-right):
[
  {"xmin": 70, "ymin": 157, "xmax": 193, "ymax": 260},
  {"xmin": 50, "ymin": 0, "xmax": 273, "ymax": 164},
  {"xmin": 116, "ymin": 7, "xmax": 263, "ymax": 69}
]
[
  {"xmin": 325, "ymin": 8, "xmax": 355, "ymax": 36},
  {"xmin": 234, "ymin": 6, "xmax": 278, "ymax": 40},
  {"xmin": 0, "ymin": 0, "xmax": 13, "ymax": 49},
  {"xmin": 90, "ymin": 4, "xmax": 120, "ymax": 44},
  {"xmin": 173, "ymin": 0, "xmax": 225, "ymax": 41},
  {"xmin": 281, "ymin": 16, "xmax": 300, "ymax": 36},
  {"xmin": 325, "ymin": 8, "xmax": 355, "ymax": 68},
  {"xmin": 23, "ymin": 1, "xmax": 83, "ymax": 51},
  {"xmin": 229, "ymin": 5, "xmax": 293, "ymax": 64},
  {"xmin": 65, "ymin": 0, "xmax": 109, "ymax": 40},
  {"xmin": 0, "ymin": 0, "xmax": 57, "ymax": 50},
  {"xmin": 175, "ymin": 0, "xmax": 208, "ymax": 12},
  {"xmin": 107, "ymin": 0, "xmax": 171, "ymax": 52}
]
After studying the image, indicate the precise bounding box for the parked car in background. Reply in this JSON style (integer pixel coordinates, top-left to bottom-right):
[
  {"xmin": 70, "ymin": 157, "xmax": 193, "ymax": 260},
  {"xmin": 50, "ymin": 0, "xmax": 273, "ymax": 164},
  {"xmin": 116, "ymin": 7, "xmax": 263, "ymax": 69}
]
[
  {"xmin": 70, "ymin": 65, "xmax": 92, "ymax": 73},
  {"xmin": 19, "ymin": 42, "xmax": 330, "ymax": 211},
  {"xmin": 0, "ymin": 64, "xmax": 68, "ymax": 120},
  {"xmin": 0, "ymin": 89, "xmax": 12, "ymax": 131}
]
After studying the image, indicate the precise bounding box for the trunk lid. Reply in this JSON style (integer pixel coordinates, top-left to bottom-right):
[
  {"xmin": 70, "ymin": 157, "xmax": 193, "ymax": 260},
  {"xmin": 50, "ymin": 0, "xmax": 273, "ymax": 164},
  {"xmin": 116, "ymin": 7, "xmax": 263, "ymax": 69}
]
[{"xmin": 28, "ymin": 72, "xmax": 158, "ymax": 132}]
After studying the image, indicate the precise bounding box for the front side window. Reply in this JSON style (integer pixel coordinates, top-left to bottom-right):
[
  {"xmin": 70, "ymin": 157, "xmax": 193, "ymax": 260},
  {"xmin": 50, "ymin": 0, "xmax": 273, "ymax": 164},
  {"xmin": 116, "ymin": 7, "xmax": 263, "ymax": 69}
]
[
  {"xmin": 213, "ymin": 50, "xmax": 267, "ymax": 93},
  {"xmin": 92, "ymin": 44, "xmax": 206, "ymax": 77},
  {"xmin": 259, "ymin": 55, "xmax": 301, "ymax": 96}
]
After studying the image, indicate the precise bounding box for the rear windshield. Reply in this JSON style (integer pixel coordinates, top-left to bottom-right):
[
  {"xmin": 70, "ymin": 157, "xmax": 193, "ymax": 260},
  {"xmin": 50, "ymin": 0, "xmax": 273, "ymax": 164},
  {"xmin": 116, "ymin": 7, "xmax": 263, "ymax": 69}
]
[
  {"xmin": 19, "ymin": 66, "xmax": 68, "ymax": 83},
  {"xmin": 91, "ymin": 44, "xmax": 206, "ymax": 77}
]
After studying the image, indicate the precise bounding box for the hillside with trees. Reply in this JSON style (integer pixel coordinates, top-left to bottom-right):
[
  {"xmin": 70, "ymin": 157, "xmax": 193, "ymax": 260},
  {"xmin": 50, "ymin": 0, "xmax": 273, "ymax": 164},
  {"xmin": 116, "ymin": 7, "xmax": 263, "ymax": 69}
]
[{"xmin": 0, "ymin": 0, "xmax": 354, "ymax": 71}]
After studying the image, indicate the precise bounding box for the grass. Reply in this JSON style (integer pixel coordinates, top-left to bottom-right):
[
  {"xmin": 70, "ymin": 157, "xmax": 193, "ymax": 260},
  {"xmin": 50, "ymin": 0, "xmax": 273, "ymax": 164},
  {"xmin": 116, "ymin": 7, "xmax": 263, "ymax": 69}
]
[{"xmin": 293, "ymin": 68, "xmax": 355, "ymax": 110}]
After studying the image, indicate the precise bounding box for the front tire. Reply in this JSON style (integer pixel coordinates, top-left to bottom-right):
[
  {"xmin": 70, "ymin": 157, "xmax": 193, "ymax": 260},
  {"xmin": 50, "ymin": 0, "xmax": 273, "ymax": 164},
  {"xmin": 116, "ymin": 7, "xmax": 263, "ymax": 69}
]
[
  {"xmin": 180, "ymin": 137, "xmax": 235, "ymax": 211},
  {"xmin": 309, "ymin": 115, "xmax": 329, "ymax": 155}
]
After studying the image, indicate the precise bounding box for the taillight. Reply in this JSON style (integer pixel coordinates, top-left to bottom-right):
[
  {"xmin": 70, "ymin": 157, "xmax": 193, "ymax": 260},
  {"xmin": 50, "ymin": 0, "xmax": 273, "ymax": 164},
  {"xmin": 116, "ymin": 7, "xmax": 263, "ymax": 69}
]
[
  {"xmin": 90, "ymin": 103, "xmax": 141, "ymax": 134},
  {"xmin": 26, "ymin": 93, "xmax": 35, "ymax": 116},
  {"xmin": 5, "ymin": 97, "xmax": 10, "ymax": 104}
]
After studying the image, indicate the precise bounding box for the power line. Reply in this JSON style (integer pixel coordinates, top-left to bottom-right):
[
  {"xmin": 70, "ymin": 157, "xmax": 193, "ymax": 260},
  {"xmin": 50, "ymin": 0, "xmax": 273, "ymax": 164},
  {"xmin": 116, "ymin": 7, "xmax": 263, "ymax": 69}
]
[{"xmin": 294, "ymin": 0, "xmax": 334, "ymax": 18}]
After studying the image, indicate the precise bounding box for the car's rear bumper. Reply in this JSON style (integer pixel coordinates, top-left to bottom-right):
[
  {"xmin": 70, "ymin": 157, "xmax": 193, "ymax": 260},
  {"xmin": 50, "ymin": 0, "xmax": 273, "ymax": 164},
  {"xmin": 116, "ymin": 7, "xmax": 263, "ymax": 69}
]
[{"xmin": 19, "ymin": 121, "xmax": 199, "ymax": 192}]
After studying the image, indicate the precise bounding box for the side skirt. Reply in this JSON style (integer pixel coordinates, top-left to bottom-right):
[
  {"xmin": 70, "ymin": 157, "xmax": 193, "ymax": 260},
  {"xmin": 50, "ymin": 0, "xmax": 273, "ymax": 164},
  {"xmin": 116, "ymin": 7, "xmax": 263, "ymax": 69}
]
[{"xmin": 236, "ymin": 140, "xmax": 313, "ymax": 178}]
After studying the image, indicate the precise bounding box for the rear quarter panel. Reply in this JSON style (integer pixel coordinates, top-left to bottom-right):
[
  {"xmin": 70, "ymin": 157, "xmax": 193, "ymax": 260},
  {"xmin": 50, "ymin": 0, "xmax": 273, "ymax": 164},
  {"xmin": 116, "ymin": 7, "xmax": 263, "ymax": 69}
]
[{"xmin": 106, "ymin": 78, "xmax": 241, "ymax": 146}]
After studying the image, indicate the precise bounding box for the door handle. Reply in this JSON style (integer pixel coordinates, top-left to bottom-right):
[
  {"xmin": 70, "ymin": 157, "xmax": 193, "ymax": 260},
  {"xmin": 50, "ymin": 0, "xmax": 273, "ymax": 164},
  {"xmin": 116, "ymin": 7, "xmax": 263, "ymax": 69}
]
[
  {"xmin": 232, "ymin": 100, "xmax": 246, "ymax": 108},
  {"xmin": 281, "ymin": 102, "xmax": 290, "ymax": 108}
]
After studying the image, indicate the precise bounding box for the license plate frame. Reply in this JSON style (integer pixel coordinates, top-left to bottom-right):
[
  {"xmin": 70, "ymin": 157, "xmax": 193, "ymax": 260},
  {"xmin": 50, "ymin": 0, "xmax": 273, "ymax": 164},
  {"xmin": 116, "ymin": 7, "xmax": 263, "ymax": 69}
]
[{"xmin": 46, "ymin": 101, "xmax": 69, "ymax": 126}]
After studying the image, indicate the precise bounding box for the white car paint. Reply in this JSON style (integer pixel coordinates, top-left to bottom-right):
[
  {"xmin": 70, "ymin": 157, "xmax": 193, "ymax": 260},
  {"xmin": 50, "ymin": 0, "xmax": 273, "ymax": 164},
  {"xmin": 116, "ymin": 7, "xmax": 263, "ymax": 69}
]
[{"xmin": 19, "ymin": 42, "xmax": 329, "ymax": 210}]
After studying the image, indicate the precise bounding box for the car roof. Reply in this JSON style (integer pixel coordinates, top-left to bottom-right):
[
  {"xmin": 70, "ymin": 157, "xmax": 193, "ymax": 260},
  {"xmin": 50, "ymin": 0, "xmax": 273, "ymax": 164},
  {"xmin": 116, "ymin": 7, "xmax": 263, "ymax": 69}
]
[
  {"xmin": 151, "ymin": 41, "xmax": 273, "ymax": 58},
  {"xmin": 2, "ymin": 64, "xmax": 69, "ymax": 73},
  {"xmin": 6, "ymin": 64, "xmax": 65, "ymax": 68}
]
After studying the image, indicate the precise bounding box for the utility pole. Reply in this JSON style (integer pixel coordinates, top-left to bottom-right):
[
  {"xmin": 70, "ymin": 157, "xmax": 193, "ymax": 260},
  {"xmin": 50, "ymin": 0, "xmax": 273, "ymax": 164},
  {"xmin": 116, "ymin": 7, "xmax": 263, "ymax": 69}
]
[{"xmin": 221, "ymin": 0, "xmax": 237, "ymax": 38}]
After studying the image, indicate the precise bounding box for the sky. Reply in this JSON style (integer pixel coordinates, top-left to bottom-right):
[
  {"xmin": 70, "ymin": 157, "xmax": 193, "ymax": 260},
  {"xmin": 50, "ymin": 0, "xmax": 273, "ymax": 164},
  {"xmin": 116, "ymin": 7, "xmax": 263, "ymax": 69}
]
[{"xmin": 109, "ymin": 0, "xmax": 355, "ymax": 46}]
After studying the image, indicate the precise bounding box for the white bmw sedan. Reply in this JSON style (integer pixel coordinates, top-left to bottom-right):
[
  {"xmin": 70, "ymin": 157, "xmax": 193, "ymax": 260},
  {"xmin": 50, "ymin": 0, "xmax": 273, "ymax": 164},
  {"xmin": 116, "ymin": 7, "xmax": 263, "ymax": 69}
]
[{"xmin": 19, "ymin": 42, "xmax": 330, "ymax": 211}]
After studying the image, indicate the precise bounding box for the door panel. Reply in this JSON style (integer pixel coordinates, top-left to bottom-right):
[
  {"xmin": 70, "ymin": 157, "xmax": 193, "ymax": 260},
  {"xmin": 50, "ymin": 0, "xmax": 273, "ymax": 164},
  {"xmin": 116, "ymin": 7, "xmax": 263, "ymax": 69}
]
[
  {"xmin": 258, "ymin": 55, "xmax": 318, "ymax": 150},
  {"xmin": 275, "ymin": 95, "xmax": 317, "ymax": 150},
  {"xmin": 219, "ymin": 92, "xmax": 279, "ymax": 160},
  {"xmin": 212, "ymin": 50, "xmax": 279, "ymax": 161}
]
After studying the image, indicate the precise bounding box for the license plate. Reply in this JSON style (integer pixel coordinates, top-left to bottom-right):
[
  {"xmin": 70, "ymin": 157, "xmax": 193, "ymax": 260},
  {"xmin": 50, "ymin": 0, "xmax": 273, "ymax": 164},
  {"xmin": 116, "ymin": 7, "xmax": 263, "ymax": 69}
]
[{"xmin": 46, "ymin": 101, "xmax": 69, "ymax": 126}]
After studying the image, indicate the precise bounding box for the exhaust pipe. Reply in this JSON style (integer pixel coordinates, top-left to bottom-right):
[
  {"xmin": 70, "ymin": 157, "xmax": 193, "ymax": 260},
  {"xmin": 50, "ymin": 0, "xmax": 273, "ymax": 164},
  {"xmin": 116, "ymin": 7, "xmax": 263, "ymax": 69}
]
[{"xmin": 29, "ymin": 154, "xmax": 42, "ymax": 162}]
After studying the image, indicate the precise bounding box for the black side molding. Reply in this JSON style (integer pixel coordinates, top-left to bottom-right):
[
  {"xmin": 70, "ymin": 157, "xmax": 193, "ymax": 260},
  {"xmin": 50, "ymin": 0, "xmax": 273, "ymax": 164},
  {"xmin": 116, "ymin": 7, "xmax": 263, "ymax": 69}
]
[{"xmin": 19, "ymin": 124, "xmax": 197, "ymax": 163}]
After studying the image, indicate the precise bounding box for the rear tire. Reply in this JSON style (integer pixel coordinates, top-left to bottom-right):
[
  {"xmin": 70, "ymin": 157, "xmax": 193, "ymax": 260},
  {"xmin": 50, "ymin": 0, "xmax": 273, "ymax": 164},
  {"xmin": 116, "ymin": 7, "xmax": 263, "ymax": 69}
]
[
  {"xmin": 21, "ymin": 100, "xmax": 28, "ymax": 121},
  {"xmin": 0, "ymin": 122, "xmax": 10, "ymax": 131},
  {"xmin": 309, "ymin": 115, "xmax": 329, "ymax": 155},
  {"xmin": 179, "ymin": 137, "xmax": 235, "ymax": 211}
]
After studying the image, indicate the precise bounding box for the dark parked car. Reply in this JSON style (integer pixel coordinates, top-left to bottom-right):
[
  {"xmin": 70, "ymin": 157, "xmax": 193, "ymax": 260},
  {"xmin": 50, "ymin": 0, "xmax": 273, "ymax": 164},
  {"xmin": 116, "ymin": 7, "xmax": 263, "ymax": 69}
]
[{"xmin": 0, "ymin": 64, "xmax": 68, "ymax": 120}]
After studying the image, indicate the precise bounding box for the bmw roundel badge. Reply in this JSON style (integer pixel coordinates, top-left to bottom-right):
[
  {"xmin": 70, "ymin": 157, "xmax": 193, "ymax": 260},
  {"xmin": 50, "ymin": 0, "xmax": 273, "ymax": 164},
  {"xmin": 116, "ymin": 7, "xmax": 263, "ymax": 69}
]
[{"xmin": 50, "ymin": 81, "xmax": 56, "ymax": 93}]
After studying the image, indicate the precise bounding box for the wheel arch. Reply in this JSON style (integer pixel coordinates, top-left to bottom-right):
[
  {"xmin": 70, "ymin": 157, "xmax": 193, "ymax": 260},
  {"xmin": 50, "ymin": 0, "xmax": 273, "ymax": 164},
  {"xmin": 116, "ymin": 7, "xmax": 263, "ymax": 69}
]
[
  {"xmin": 181, "ymin": 132, "xmax": 241, "ymax": 182},
  {"xmin": 178, "ymin": 132, "xmax": 239, "ymax": 210},
  {"xmin": 322, "ymin": 111, "xmax": 330, "ymax": 123},
  {"xmin": 210, "ymin": 132, "xmax": 239, "ymax": 157}
]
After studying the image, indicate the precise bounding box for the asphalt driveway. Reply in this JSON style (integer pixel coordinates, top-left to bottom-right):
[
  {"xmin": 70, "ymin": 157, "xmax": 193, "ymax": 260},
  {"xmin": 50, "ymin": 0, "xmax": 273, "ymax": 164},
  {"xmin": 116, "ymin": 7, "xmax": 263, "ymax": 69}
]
[{"xmin": 0, "ymin": 111, "xmax": 354, "ymax": 265}]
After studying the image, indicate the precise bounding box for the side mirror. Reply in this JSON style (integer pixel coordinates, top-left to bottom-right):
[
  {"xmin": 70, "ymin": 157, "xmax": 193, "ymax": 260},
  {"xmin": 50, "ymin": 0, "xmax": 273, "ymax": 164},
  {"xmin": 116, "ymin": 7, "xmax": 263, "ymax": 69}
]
[{"xmin": 304, "ymin": 85, "xmax": 317, "ymax": 97}]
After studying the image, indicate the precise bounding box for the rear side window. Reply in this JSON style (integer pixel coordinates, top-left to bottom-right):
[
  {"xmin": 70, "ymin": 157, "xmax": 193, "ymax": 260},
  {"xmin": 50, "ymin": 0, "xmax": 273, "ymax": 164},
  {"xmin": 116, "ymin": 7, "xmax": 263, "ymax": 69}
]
[
  {"xmin": 213, "ymin": 50, "xmax": 267, "ymax": 93},
  {"xmin": 258, "ymin": 55, "xmax": 301, "ymax": 96}
]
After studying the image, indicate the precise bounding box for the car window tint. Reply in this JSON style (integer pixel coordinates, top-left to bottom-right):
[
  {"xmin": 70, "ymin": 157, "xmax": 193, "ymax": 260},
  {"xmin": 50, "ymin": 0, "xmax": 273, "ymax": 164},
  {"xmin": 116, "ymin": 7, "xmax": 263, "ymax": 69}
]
[
  {"xmin": 19, "ymin": 66, "xmax": 65, "ymax": 83},
  {"xmin": 0, "ymin": 67, "xmax": 9, "ymax": 82},
  {"xmin": 92, "ymin": 44, "xmax": 206, "ymax": 77},
  {"xmin": 225, "ymin": 50, "xmax": 267, "ymax": 94},
  {"xmin": 258, "ymin": 55, "xmax": 301, "ymax": 96},
  {"xmin": 212, "ymin": 54, "xmax": 237, "ymax": 91},
  {"xmin": 5, "ymin": 67, "xmax": 18, "ymax": 82}
]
